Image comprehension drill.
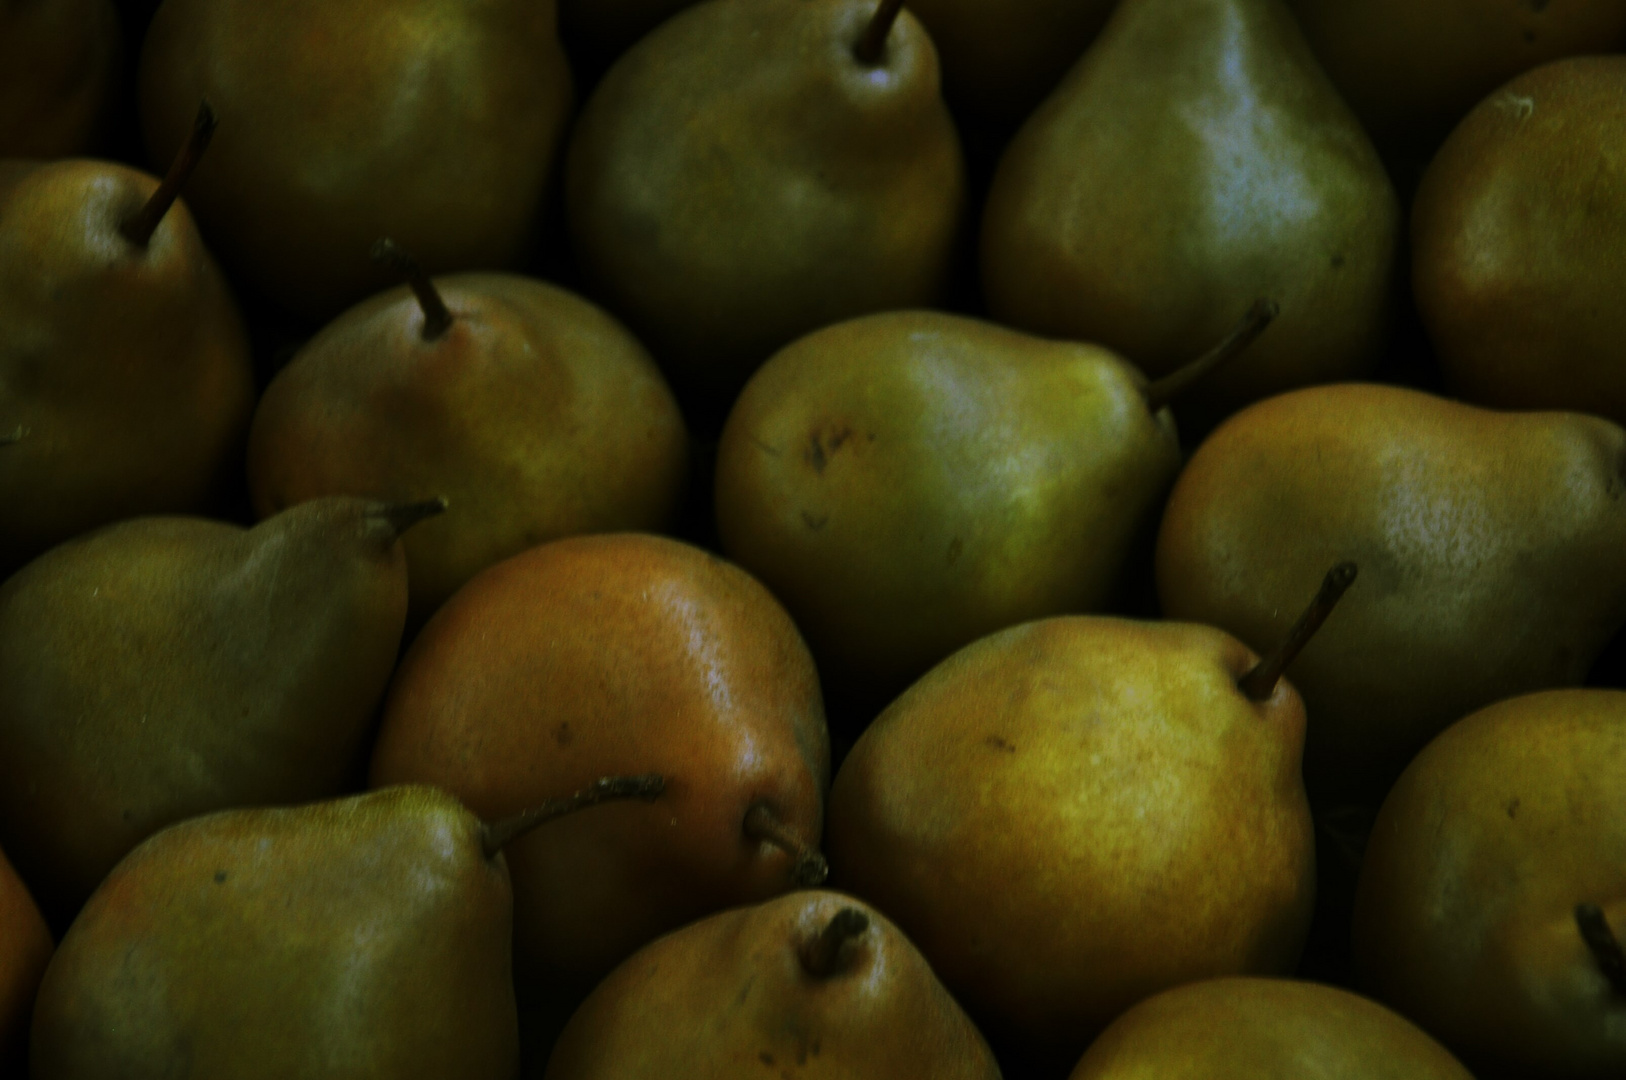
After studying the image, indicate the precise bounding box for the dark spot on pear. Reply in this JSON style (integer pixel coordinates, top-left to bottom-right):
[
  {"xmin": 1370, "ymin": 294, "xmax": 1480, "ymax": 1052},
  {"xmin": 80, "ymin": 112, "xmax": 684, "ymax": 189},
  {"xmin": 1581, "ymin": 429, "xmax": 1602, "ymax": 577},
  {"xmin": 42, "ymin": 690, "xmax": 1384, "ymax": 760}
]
[
  {"xmin": 759, "ymin": 1051, "xmax": 775, "ymax": 1066},
  {"xmin": 214, "ymin": 870, "xmax": 227, "ymax": 883},
  {"xmin": 811, "ymin": 1038, "xmax": 821, "ymax": 1056},
  {"xmin": 555, "ymin": 722, "xmax": 574, "ymax": 747},
  {"xmin": 947, "ymin": 537, "xmax": 964, "ymax": 564},
  {"xmin": 1528, "ymin": 0, "xmax": 1547, "ymax": 10},
  {"xmin": 797, "ymin": 1042, "xmax": 809, "ymax": 1064},
  {"xmin": 805, "ymin": 425, "xmax": 854, "ymax": 474},
  {"xmin": 1523, "ymin": 29, "xmax": 1536, "ymax": 42},
  {"xmin": 121, "ymin": 809, "xmax": 133, "ymax": 822},
  {"xmin": 1506, "ymin": 797, "xmax": 1520, "ymax": 819},
  {"xmin": 1330, "ymin": 253, "xmax": 1345, "ymax": 269},
  {"xmin": 802, "ymin": 510, "xmax": 829, "ymax": 531},
  {"xmin": 984, "ymin": 735, "xmax": 1016, "ymax": 753},
  {"xmin": 807, "ymin": 434, "xmax": 827, "ymax": 473}
]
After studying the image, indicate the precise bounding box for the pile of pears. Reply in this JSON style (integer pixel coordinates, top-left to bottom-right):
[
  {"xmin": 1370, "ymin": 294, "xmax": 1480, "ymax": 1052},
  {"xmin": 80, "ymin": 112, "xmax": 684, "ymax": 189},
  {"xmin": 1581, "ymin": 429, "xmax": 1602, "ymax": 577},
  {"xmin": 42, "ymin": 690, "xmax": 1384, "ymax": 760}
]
[{"xmin": 5, "ymin": 0, "xmax": 1626, "ymax": 1076}]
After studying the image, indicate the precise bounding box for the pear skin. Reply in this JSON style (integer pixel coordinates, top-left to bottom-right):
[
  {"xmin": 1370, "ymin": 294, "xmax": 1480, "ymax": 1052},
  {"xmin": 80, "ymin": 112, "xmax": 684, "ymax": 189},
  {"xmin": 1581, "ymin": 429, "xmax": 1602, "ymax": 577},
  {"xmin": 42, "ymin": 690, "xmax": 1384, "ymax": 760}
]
[
  {"xmin": 0, "ymin": 0, "xmax": 121, "ymax": 158},
  {"xmin": 1155, "ymin": 383, "xmax": 1626, "ymax": 801},
  {"xmin": 369, "ymin": 533, "xmax": 831, "ymax": 996},
  {"xmin": 544, "ymin": 891, "xmax": 1001, "ymax": 1080},
  {"xmin": 1353, "ymin": 690, "xmax": 1626, "ymax": 1078},
  {"xmin": 565, "ymin": 0, "xmax": 966, "ymax": 395},
  {"xmin": 0, "ymin": 497, "xmax": 428, "ymax": 920},
  {"xmin": 982, "ymin": 0, "xmax": 1398, "ymax": 424},
  {"xmin": 248, "ymin": 269, "xmax": 689, "ymax": 625},
  {"xmin": 29, "ymin": 786, "xmax": 520, "ymax": 1080},
  {"xmin": 714, "ymin": 310, "xmax": 1180, "ymax": 703},
  {"xmin": 1413, "ymin": 56, "xmax": 1626, "ymax": 426},
  {"xmin": 826, "ymin": 615, "xmax": 1316, "ymax": 1066},
  {"xmin": 0, "ymin": 844, "xmax": 51, "ymax": 1071}
]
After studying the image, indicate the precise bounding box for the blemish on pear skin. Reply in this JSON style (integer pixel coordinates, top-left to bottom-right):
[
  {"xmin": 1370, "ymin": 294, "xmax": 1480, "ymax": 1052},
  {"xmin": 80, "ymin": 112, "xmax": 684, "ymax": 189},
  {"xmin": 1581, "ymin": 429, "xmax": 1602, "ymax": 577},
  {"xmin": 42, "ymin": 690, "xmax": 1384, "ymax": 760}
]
[
  {"xmin": 805, "ymin": 425, "xmax": 853, "ymax": 474},
  {"xmin": 947, "ymin": 537, "xmax": 964, "ymax": 564},
  {"xmin": 759, "ymin": 1051, "xmax": 775, "ymax": 1066},
  {"xmin": 1506, "ymin": 797, "xmax": 1520, "ymax": 819},
  {"xmin": 801, "ymin": 510, "xmax": 829, "ymax": 531},
  {"xmin": 213, "ymin": 870, "xmax": 227, "ymax": 883},
  {"xmin": 984, "ymin": 735, "xmax": 1017, "ymax": 753},
  {"xmin": 555, "ymin": 721, "xmax": 574, "ymax": 747}
]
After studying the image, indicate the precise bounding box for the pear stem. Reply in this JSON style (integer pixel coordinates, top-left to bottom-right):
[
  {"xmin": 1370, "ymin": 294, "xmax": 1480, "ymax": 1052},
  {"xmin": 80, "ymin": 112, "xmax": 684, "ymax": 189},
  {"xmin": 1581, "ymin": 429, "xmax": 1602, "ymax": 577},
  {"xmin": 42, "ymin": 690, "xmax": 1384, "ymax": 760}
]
[
  {"xmin": 801, "ymin": 908, "xmax": 870, "ymax": 978},
  {"xmin": 854, "ymin": 0, "xmax": 906, "ymax": 64},
  {"xmin": 1142, "ymin": 298, "xmax": 1279, "ymax": 412},
  {"xmin": 744, "ymin": 802, "xmax": 828, "ymax": 886},
  {"xmin": 121, "ymin": 100, "xmax": 217, "ymax": 249},
  {"xmin": 1238, "ymin": 562, "xmax": 1358, "ymax": 701},
  {"xmin": 371, "ymin": 496, "xmax": 449, "ymax": 540},
  {"xmin": 479, "ymin": 774, "xmax": 666, "ymax": 859},
  {"xmin": 371, "ymin": 238, "xmax": 454, "ymax": 342},
  {"xmin": 1576, "ymin": 904, "xmax": 1626, "ymax": 995}
]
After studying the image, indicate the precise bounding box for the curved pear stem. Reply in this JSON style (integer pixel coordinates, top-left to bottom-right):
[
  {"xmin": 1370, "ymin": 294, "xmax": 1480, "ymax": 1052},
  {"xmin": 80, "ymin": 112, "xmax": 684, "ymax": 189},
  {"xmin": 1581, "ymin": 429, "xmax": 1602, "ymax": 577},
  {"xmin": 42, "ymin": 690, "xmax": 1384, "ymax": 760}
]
[
  {"xmin": 1141, "ymin": 298, "xmax": 1279, "ymax": 413},
  {"xmin": 479, "ymin": 774, "xmax": 666, "ymax": 858},
  {"xmin": 854, "ymin": 0, "xmax": 906, "ymax": 64},
  {"xmin": 744, "ymin": 802, "xmax": 828, "ymax": 886},
  {"xmin": 371, "ymin": 238, "xmax": 454, "ymax": 342},
  {"xmin": 1576, "ymin": 904, "xmax": 1626, "ymax": 995},
  {"xmin": 800, "ymin": 908, "xmax": 870, "ymax": 978},
  {"xmin": 1239, "ymin": 562, "xmax": 1358, "ymax": 701},
  {"xmin": 370, "ymin": 496, "xmax": 448, "ymax": 540},
  {"xmin": 121, "ymin": 100, "xmax": 217, "ymax": 249}
]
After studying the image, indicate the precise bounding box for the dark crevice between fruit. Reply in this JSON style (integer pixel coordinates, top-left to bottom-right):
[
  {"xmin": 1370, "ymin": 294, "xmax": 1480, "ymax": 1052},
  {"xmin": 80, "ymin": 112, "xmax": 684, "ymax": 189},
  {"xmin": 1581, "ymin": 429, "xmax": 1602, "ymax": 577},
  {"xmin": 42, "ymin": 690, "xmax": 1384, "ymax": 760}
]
[
  {"xmin": 371, "ymin": 496, "xmax": 449, "ymax": 541},
  {"xmin": 800, "ymin": 907, "xmax": 870, "ymax": 977},
  {"xmin": 1575, "ymin": 903, "xmax": 1626, "ymax": 994},
  {"xmin": 479, "ymin": 774, "xmax": 666, "ymax": 858},
  {"xmin": 121, "ymin": 100, "xmax": 217, "ymax": 249},
  {"xmin": 854, "ymin": 0, "xmax": 906, "ymax": 65},
  {"xmin": 1142, "ymin": 297, "xmax": 1279, "ymax": 413},
  {"xmin": 1239, "ymin": 562, "xmax": 1358, "ymax": 701},
  {"xmin": 744, "ymin": 802, "xmax": 829, "ymax": 886},
  {"xmin": 372, "ymin": 238, "xmax": 454, "ymax": 341}
]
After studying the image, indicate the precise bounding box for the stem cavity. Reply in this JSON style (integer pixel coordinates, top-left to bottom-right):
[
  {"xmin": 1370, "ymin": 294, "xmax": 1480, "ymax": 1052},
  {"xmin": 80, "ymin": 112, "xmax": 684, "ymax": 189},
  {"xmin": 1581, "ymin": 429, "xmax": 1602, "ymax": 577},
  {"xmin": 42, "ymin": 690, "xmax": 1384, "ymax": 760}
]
[
  {"xmin": 854, "ymin": 0, "xmax": 906, "ymax": 65},
  {"xmin": 1142, "ymin": 298, "xmax": 1279, "ymax": 413},
  {"xmin": 479, "ymin": 774, "xmax": 666, "ymax": 859},
  {"xmin": 371, "ymin": 238, "xmax": 454, "ymax": 341},
  {"xmin": 744, "ymin": 802, "xmax": 829, "ymax": 886},
  {"xmin": 121, "ymin": 100, "xmax": 217, "ymax": 249},
  {"xmin": 1238, "ymin": 562, "xmax": 1358, "ymax": 701},
  {"xmin": 800, "ymin": 907, "xmax": 870, "ymax": 978}
]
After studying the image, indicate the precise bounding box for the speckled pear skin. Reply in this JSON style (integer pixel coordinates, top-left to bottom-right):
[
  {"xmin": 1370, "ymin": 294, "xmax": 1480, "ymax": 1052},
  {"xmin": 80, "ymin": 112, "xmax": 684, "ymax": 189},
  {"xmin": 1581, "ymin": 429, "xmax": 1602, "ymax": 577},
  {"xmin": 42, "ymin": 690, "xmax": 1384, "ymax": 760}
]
[
  {"xmin": 0, "ymin": 497, "xmax": 415, "ymax": 920},
  {"xmin": 714, "ymin": 310, "xmax": 1180, "ymax": 702},
  {"xmin": 1353, "ymin": 690, "xmax": 1626, "ymax": 1079},
  {"xmin": 543, "ymin": 891, "xmax": 1002, "ymax": 1080},
  {"xmin": 827, "ymin": 615, "xmax": 1316, "ymax": 1067},
  {"xmin": 0, "ymin": 0, "xmax": 121, "ymax": 158},
  {"xmin": 30, "ymin": 786, "xmax": 521, "ymax": 1080},
  {"xmin": 982, "ymin": 0, "xmax": 1398, "ymax": 426},
  {"xmin": 1156, "ymin": 383, "xmax": 1626, "ymax": 801}
]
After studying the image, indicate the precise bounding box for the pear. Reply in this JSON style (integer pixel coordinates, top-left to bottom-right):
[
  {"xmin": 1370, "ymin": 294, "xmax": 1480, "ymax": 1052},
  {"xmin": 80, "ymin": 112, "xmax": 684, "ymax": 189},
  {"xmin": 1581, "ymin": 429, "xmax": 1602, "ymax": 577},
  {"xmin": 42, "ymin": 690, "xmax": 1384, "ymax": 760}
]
[
  {"xmin": 138, "ymin": 0, "xmax": 574, "ymax": 323},
  {"xmin": 1068, "ymin": 976, "xmax": 1474, "ymax": 1079},
  {"xmin": 0, "ymin": 495, "xmax": 442, "ymax": 921},
  {"xmin": 248, "ymin": 240, "xmax": 690, "ymax": 626},
  {"xmin": 0, "ymin": 0, "xmax": 121, "ymax": 158},
  {"xmin": 982, "ymin": 0, "xmax": 1399, "ymax": 426},
  {"xmin": 1, "ymin": 844, "xmax": 51, "ymax": 1070},
  {"xmin": 825, "ymin": 567, "xmax": 1353, "ymax": 1066},
  {"xmin": 369, "ymin": 532, "xmax": 831, "ymax": 997},
  {"xmin": 565, "ymin": 0, "xmax": 966, "ymax": 396},
  {"xmin": 1288, "ymin": 0, "xmax": 1626, "ymax": 155},
  {"xmin": 29, "ymin": 777, "xmax": 664, "ymax": 1080},
  {"xmin": 1352, "ymin": 689, "xmax": 1626, "ymax": 1077},
  {"xmin": 1156, "ymin": 383, "xmax": 1626, "ymax": 802},
  {"xmin": 0, "ymin": 104, "xmax": 255, "ymax": 573},
  {"xmin": 543, "ymin": 891, "xmax": 1001, "ymax": 1080},
  {"xmin": 714, "ymin": 301, "xmax": 1274, "ymax": 705},
  {"xmin": 1413, "ymin": 56, "xmax": 1626, "ymax": 427}
]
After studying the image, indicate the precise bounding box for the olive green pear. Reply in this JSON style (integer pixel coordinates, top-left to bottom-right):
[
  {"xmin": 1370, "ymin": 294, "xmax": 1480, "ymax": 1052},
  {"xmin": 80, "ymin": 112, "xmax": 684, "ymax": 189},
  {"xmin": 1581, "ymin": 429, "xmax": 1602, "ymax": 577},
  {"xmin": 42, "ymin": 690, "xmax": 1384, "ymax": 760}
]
[
  {"xmin": 1, "ymin": 844, "xmax": 51, "ymax": 1070},
  {"xmin": 1353, "ymin": 690, "xmax": 1626, "ymax": 1078},
  {"xmin": 982, "ymin": 0, "xmax": 1398, "ymax": 424},
  {"xmin": 1413, "ymin": 56, "xmax": 1626, "ymax": 426},
  {"xmin": 565, "ymin": 0, "xmax": 966, "ymax": 396},
  {"xmin": 0, "ymin": 496, "xmax": 438, "ymax": 919},
  {"xmin": 1156, "ymin": 383, "xmax": 1626, "ymax": 800},
  {"xmin": 0, "ymin": 0, "xmax": 121, "ymax": 158}
]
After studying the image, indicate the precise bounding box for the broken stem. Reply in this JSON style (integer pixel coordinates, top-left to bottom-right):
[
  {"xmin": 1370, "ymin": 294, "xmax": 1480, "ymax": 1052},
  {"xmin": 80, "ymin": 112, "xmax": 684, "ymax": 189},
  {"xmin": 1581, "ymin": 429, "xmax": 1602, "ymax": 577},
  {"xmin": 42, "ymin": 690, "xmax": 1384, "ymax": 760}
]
[{"xmin": 800, "ymin": 907, "xmax": 870, "ymax": 978}]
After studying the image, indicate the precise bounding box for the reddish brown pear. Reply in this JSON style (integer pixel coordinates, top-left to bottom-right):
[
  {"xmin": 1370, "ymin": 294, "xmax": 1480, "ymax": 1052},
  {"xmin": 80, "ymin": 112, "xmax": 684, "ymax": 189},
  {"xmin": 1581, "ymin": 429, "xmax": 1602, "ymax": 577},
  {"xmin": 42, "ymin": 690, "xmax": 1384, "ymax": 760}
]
[
  {"xmin": 0, "ymin": 844, "xmax": 51, "ymax": 1071},
  {"xmin": 0, "ymin": 0, "xmax": 121, "ymax": 158}
]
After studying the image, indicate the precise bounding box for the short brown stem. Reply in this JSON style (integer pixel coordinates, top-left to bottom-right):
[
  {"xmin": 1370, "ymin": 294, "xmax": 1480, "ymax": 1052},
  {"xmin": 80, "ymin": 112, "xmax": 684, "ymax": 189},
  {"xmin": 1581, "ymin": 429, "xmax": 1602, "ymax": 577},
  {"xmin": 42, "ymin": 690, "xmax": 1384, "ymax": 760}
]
[
  {"xmin": 1239, "ymin": 562, "xmax": 1357, "ymax": 701},
  {"xmin": 1142, "ymin": 298, "xmax": 1279, "ymax": 413},
  {"xmin": 800, "ymin": 908, "xmax": 870, "ymax": 978},
  {"xmin": 371, "ymin": 496, "xmax": 448, "ymax": 540},
  {"xmin": 121, "ymin": 100, "xmax": 217, "ymax": 249},
  {"xmin": 744, "ymin": 802, "xmax": 828, "ymax": 886},
  {"xmin": 854, "ymin": 0, "xmax": 906, "ymax": 64},
  {"xmin": 479, "ymin": 774, "xmax": 666, "ymax": 859},
  {"xmin": 371, "ymin": 238, "xmax": 453, "ymax": 341},
  {"xmin": 1576, "ymin": 903, "xmax": 1626, "ymax": 995}
]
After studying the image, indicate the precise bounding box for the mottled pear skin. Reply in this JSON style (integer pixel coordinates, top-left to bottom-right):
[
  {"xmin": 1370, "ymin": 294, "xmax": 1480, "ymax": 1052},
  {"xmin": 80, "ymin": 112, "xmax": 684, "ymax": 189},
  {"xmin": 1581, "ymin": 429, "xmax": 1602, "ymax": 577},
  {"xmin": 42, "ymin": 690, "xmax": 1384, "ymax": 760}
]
[
  {"xmin": 30, "ymin": 787, "xmax": 520, "ymax": 1080},
  {"xmin": 982, "ymin": 0, "xmax": 1398, "ymax": 424},
  {"xmin": 565, "ymin": 0, "xmax": 966, "ymax": 395},
  {"xmin": 544, "ymin": 891, "xmax": 1001, "ymax": 1080},
  {"xmin": 0, "ymin": 845, "xmax": 51, "ymax": 1070},
  {"xmin": 1353, "ymin": 690, "xmax": 1626, "ymax": 1079},
  {"xmin": 715, "ymin": 310, "xmax": 1180, "ymax": 702},
  {"xmin": 0, "ymin": 0, "xmax": 121, "ymax": 158},
  {"xmin": 1414, "ymin": 57, "xmax": 1626, "ymax": 426},
  {"xmin": 827, "ymin": 615, "xmax": 1316, "ymax": 1066},
  {"xmin": 1156, "ymin": 384, "xmax": 1626, "ymax": 800},
  {"xmin": 1069, "ymin": 977, "xmax": 1474, "ymax": 1079}
]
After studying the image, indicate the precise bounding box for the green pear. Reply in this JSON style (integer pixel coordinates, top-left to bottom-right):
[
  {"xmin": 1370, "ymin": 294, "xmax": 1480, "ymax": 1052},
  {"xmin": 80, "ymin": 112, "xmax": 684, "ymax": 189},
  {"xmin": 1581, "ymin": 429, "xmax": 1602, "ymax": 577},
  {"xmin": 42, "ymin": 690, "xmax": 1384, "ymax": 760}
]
[
  {"xmin": 1, "ymin": 843, "xmax": 51, "ymax": 1071},
  {"xmin": 713, "ymin": 302, "xmax": 1274, "ymax": 703},
  {"xmin": 565, "ymin": 0, "xmax": 966, "ymax": 396},
  {"xmin": 138, "ymin": 0, "xmax": 574, "ymax": 323},
  {"xmin": 248, "ymin": 241, "xmax": 690, "ymax": 626},
  {"xmin": 982, "ymin": 0, "xmax": 1398, "ymax": 425},
  {"xmin": 0, "ymin": 0, "xmax": 121, "ymax": 158},
  {"xmin": 1156, "ymin": 383, "xmax": 1626, "ymax": 801},
  {"xmin": 1413, "ymin": 56, "xmax": 1626, "ymax": 427},
  {"xmin": 1068, "ymin": 976, "xmax": 1474, "ymax": 1079},
  {"xmin": 29, "ymin": 777, "xmax": 664, "ymax": 1080},
  {"xmin": 543, "ymin": 891, "xmax": 1001, "ymax": 1079},
  {"xmin": 0, "ymin": 496, "xmax": 441, "ymax": 920}
]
